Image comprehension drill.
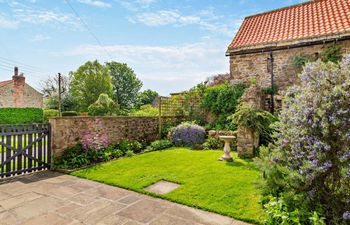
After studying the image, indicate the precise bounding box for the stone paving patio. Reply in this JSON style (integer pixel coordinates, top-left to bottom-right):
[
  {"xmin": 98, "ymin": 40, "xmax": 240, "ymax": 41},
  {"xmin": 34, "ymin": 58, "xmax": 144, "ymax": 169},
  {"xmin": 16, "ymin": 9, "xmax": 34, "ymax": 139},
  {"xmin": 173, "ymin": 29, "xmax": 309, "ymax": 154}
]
[{"xmin": 0, "ymin": 171, "xmax": 250, "ymax": 225}]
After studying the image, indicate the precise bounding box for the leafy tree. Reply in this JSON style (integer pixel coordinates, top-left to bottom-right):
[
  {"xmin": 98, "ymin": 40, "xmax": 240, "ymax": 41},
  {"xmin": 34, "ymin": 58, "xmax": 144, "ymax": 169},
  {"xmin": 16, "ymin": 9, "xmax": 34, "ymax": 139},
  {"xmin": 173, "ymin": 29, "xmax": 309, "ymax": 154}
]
[
  {"xmin": 88, "ymin": 93, "xmax": 118, "ymax": 116},
  {"xmin": 61, "ymin": 94, "xmax": 79, "ymax": 112},
  {"xmin": 137, "ymin": 89, "xmax": 159, "ymax": 108},
  {"xmin": 106, "ymin": 62, "xmax": 142, "ymax": 109},
  {"xmin": 70, "ymin": 60, "xmax": 113, "ymax": 111}
]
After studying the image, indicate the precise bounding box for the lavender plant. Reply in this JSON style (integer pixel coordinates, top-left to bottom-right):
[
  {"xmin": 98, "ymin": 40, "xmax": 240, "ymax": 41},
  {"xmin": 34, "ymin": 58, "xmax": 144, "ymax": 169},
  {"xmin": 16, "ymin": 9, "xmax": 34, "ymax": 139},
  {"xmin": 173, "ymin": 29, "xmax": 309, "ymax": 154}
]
[
  {"xmin": 170, "ymin": 122, "xmax": 206, "ymax": 147},
  {"xmin": 257, "ymin": 55, "xmax": 350, "ymax": 224}
]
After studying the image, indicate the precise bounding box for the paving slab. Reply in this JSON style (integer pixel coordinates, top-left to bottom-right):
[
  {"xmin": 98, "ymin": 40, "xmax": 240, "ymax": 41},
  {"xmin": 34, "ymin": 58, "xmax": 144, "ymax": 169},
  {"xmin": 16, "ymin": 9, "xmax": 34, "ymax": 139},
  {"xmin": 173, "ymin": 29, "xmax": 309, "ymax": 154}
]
[
  {"xmin": 117, "ymin": 198, "xmax": 169, "ymax": 223},
  {"xmin": 0, "ymin": 171, "xmax": 251, "ymax": 225},
  {"xmin": 145, "ymin": 180, "xmax": 180, "ymax": 194}
]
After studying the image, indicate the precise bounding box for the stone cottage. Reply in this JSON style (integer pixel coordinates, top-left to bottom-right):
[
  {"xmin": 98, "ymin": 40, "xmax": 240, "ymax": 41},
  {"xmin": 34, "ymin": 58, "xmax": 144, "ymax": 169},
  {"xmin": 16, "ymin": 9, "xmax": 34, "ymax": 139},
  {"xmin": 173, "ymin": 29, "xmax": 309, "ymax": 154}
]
[
  {"xmin": 226, "ymin": 0, "xmax": 350, "ymax": 109},
  {"xmin": 0, "ymin": 67, "xmax": 43, "ymax": 108}
]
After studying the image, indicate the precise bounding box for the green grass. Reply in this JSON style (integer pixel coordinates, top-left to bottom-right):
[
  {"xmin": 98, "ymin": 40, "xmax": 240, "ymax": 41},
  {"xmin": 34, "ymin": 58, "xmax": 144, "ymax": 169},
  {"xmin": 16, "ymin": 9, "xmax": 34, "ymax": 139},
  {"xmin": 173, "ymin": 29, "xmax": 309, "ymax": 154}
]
[{"xmin": 72, "ymin": 147, "xmax": 265, "ymax": 224}]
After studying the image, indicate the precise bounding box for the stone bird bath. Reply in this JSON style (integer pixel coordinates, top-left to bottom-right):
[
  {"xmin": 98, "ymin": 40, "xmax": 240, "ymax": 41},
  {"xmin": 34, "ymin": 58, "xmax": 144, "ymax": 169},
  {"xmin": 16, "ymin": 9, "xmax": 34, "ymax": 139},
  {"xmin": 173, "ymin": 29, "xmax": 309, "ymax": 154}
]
[{"xmin": 218, "ymin": 136, "xmax": 235, "ymax": 162}]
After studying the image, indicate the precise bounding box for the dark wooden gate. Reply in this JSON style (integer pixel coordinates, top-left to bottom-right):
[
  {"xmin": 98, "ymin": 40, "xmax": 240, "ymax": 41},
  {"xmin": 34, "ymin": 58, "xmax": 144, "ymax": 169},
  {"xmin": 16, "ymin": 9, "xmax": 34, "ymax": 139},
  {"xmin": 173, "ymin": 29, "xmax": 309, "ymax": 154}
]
[{"xmin": 0, "ymin": 124, "xmax": 51, "ymax": 178}]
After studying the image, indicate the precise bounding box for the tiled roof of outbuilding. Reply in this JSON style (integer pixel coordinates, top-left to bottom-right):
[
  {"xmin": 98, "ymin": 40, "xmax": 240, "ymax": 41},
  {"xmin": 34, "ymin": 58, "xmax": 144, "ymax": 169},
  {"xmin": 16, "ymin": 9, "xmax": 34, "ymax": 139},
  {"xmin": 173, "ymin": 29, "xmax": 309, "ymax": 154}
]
[
  {"xmin": 228, "ymin": 0, "xmax": 350, "ymax": 53},
  {"xmin": 0, "ymin": 80, "xmax": 12, "ymax": 88}
]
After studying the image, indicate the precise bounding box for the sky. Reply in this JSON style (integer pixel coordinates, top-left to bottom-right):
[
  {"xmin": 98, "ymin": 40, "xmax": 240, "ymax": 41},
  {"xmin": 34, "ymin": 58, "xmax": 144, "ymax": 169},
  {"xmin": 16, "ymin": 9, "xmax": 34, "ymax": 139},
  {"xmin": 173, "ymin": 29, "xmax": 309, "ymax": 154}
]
[{"xmin": 0, "ymin": 0, "xmax": 306, "ymax": 96}]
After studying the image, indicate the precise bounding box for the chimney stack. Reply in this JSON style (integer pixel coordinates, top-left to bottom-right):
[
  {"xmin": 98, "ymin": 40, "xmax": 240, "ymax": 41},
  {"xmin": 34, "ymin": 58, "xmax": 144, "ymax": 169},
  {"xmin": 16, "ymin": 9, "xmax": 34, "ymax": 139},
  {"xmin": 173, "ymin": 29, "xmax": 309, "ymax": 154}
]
[
  {"xmin": 12, "ymin": 67, "xmax": 25, "ymax": 86},
  {"xmin": 12, "ymin": 66, "xmax": 25, "ymax": 107},
  {"xmin": 14, "ymin": 66, "xmax": 19, "ymax": 76}
]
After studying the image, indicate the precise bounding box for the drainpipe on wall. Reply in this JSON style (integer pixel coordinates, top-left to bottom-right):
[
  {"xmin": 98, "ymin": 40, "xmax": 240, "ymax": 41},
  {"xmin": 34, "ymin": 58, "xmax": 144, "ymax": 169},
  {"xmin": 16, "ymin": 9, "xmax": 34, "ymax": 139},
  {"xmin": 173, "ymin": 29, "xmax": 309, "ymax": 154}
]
[{"xmin": 268, "ymin": 52, "xmax": 275, "ymax": 114}]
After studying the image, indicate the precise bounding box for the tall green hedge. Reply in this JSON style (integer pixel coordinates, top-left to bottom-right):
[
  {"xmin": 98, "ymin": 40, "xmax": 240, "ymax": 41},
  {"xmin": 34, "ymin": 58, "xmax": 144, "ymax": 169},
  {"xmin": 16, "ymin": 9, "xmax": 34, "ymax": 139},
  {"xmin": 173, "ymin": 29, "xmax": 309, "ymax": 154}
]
[{"xmin": 0, "ymin": 108, "xmax": 44, "ymax": 124}]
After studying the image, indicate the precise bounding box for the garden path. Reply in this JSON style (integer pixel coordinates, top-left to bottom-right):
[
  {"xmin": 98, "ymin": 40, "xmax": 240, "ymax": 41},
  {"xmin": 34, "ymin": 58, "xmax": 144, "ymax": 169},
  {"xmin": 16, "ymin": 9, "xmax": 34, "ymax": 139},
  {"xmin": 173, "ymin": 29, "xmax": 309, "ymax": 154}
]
[{"xmin": 0, "ymin": 171, "xmax": 250, "ymax": 225}]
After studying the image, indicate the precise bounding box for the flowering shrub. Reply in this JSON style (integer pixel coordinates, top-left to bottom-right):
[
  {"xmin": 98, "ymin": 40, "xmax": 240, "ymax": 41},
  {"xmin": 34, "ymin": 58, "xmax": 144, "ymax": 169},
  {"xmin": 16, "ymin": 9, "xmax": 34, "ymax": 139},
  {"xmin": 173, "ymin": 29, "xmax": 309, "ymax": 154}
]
[
  {"xmin": 257, "ymin": 55, "xmax": 350, "ymax": 224},
  {"xmin": 80, "ymin": 119, "xmax": 109, "ymax": 151},
  {"xmin": 170, "ymin": 122, "xmax": 206, "ymax": 147}
]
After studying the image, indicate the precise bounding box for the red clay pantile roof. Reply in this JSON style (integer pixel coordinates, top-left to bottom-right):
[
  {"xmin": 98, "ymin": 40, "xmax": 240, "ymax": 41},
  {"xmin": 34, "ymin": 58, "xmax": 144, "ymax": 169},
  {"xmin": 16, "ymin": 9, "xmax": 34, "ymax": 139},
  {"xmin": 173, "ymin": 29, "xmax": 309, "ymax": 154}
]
[
  {"xmin": 228, "ymin": 0, "xmax": 350, "ymax": 53},
  {"xmin": 0, "ymin": 80, "xmax": 12, "ymax": 88}
]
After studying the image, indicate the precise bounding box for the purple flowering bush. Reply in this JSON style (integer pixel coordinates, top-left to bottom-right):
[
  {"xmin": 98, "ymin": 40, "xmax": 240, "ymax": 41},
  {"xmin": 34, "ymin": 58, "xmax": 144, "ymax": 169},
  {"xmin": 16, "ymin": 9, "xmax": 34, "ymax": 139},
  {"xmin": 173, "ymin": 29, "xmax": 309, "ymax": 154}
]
[
  {"xmin": 257, "ymin": 55, "xmax": 350, "ymax": 224},
  {"xmin": 169, "ymin": 122, "xmax": 206, "ymax": 147}
]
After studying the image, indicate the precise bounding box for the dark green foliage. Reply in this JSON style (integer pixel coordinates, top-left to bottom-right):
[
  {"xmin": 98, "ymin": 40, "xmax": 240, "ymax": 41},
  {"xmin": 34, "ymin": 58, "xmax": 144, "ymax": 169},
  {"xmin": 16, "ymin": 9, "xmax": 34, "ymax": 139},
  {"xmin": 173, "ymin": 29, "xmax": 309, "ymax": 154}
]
[
  {"xmin": 106, "ymin": 62, "xmax": 143, "ymax": 109},
  {"xmin": 262, "ymin": 85, "xmax": 279, "ymax": 95},
  {"xmin": 292, "ymin": 55, "xmax": 311, "ymax": 70},
  {"xmin": 43, "ymin": 109, "xmax": 60, "ymax": 121},
  {"xmin": 201, "ymin": 83, "xmax": 245, "ymax": 129},
  {"xmin": 203, "ymin": 137, "xmax": 224, "ymax": 150},
  {"xmin": 137, "ymin": 89, "xmax": 159, "ymax": 108},
  {"xmin": 61, "ymin": 94, "xmax": 79, "ymax": 112},
  {"xmin": 145, "ymin": 140, "xmax": 172, "ymax": 152},
  {"xmin": 61, "ymin": 111, "xmax": 78, "ymax": 116},
  {"xmin": 0, "ymin": 108, "xmax": 43, "ymax": 124},
  {"xmin": 55, "ymin": 144, "xmax": 125, "ymax": 169},
  {"xmin": 201, "ymin": 83, "xmax": 245, "ymax": 115},
  {"xmin": 321, "ymin": 45, "xmax": 342, "ymax": 63},
  {"xmin": 54, "ymin": 144, "xmax": 89, "ymax": 169}
]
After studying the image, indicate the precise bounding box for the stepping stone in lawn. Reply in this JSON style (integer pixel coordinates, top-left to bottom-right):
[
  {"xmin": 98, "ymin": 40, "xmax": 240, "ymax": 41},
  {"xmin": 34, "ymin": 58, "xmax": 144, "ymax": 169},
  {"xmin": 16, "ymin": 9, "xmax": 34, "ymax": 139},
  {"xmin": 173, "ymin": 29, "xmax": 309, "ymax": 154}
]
[{"xmin": 145, "ymin": 181, "xmax": 180, "ymax": 194}]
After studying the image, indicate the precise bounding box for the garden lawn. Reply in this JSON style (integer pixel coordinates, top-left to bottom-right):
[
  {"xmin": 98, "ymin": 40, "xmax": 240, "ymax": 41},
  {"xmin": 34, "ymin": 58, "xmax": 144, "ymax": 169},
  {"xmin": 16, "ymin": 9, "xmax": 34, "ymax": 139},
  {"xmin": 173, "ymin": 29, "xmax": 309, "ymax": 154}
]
[{"xmin": 72, "ymin": 147, "xmax": 265, "ymax": 224}]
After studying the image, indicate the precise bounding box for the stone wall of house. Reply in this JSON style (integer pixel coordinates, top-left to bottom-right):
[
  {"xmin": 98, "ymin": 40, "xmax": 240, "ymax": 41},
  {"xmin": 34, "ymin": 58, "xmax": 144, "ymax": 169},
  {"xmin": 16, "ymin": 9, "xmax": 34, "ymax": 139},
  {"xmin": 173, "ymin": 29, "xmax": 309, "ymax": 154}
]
[
  {"xmin": 229, "ymin": 39, "xmax": 350, "ymax": 93},
  {"xmin": 0, "ymin": 78, "xmax": 43, "ymax": 108},
  {"xmin": 0, "ymin": 83, "xmax": 14, "ymax": 107},
  {"xmin": 22, "ymin": 84, "xmax": 43, "ymax": 108},
  {"xmin": 49, "ymin": 116, "xmax": 183, "ymax": 158}
]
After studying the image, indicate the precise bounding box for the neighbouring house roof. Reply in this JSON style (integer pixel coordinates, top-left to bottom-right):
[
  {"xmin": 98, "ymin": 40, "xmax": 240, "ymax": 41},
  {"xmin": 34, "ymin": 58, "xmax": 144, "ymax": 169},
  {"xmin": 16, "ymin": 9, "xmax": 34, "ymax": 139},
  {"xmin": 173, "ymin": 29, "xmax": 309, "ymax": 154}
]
[
  {"xmin": 227, "ymin": 0, "xmax": 350, "ymax": 54},
  {"xmin": 0, "ymin": 80, "xmax": 12, "ymax": 88}
]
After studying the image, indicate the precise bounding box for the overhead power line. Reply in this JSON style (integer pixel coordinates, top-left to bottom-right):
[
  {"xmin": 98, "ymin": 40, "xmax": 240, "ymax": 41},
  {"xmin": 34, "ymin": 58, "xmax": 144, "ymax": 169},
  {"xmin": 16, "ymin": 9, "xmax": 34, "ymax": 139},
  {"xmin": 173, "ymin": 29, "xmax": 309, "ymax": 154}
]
[
  {"xmin": 64, "ymin": 0, "xmax": 113, "ymax": 60},
  {"xmin": 0, "ymin": 56, "xmax": 41, "ymax": 72}
]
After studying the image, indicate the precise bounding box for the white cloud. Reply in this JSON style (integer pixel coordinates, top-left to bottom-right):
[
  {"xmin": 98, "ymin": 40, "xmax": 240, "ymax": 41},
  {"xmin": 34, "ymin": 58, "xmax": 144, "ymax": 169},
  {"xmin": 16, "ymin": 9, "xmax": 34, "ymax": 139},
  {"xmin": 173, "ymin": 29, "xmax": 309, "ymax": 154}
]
[
  {"xmin": 12, "ymin": 8, "xmax": 82, "ymax": 30},
  {"xmin": 77, "ymin": 0, "xmax": 111, "ymax": 8},
  {"xmin": 1, "ymin": 1, "xmax": 82, "ymax": 30},
  {"xmin": 132, "ymin": 10, "xmax": 183, "ymax": 26},
  {"xmin": 31, "ymin": 34, "xmax": 51, "ymax": 42},
  {"xmin": 118, "ymin": 0, "xmax": 156, "ymax": 12},
  {"xmin": 0, "ymin": 15, "xmax": 19, "ymax": 29},
  {"xmin": 130, "ymin": 9, "xmax": 241, "ymax": 37}
]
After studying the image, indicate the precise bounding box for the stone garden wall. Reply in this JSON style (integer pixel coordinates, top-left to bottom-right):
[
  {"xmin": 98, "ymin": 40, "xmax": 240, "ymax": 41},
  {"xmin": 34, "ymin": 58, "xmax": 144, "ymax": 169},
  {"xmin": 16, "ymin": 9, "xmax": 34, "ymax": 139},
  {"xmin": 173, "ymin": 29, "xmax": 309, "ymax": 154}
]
[{"xmin": 49, "ymin": 116, "xmax": 183, "ymax": 158}]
